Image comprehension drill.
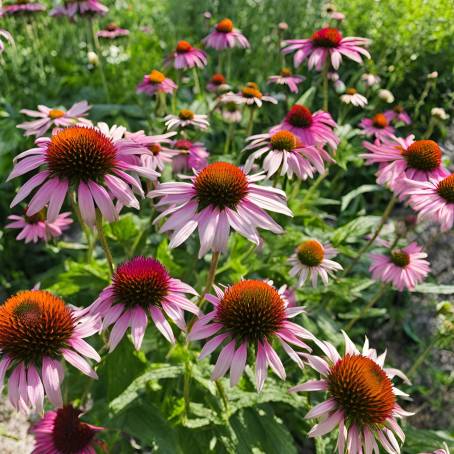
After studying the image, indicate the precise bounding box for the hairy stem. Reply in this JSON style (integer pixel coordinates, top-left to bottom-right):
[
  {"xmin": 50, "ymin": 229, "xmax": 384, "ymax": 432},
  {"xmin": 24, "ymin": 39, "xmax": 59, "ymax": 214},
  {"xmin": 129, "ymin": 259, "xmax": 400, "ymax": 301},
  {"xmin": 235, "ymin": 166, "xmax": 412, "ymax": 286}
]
[
  {"xmin": 407, "ymin": 337, "xmax": 438, "ymax": 379},
  {"xmin": 95, "ymin": 211, "xmax": 114, "ymax": 275}
]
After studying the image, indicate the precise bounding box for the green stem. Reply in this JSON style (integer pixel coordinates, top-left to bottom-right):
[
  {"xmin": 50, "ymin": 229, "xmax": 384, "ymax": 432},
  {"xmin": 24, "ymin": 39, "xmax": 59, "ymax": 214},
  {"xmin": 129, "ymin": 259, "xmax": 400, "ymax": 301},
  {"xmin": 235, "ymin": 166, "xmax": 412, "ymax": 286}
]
[
  {"xmin": 224, "ymin": 122, "xmax": 235, "ymax": 154},
  {"xmin": 172, "ymin": 72, "xmax": 180, "ymax": 114},
  {"xmin": 301, "ymin": 171, "xmax": 328, "ymax": 205},
  {"xmin": 343, "ymin": 195, "xmax": 397, "ymax": 276},
  {"xmin": 423, "ymin": 117, "xmax": 435, "ymax": 139},
  {"xmin": 407, "ymin": 337, "xmax": 438, "ymax": 379},
  {"xmin": 89, "ymin": 17, "xmax": 110, "ymax": 102},
  {"xmin": 183, "ymin": 359, "xmax": 192, "ymax": 417},
  {"xmin": 192, "ymin": 67, "xmax": 203, "ymax": 99},
  {"xmin": 226, "ymin": 49, "xmax": 232, "ymax": 80},
  {"xmin": 95, "ymin": 211, "xmax": 114, "ymax": 275},
  {"xmin": 215, "ymin": 380, "xmax": 229, "ymax": 414},
  {"xmin": 245, "ymin": 108, "xmax": 256, "ymax": 137},
  {"xmin": 70, "ymin": 192, "xmax": 94, "ymax": 262},
  {"xmin": 344, "ymin": 284, "xmax": 387, "ymax": 331},
  {"xmin": 322, "ymin": 60, "xmax": 329, "ymax": 111}
]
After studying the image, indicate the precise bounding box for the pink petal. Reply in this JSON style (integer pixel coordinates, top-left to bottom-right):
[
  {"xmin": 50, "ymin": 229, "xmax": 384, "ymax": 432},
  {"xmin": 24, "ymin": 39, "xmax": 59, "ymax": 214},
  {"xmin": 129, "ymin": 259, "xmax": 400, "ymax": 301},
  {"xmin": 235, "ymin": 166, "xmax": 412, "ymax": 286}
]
[
  {"xmin": 230, "ymin": 342, "xmax": 248, "ymax": 387},
  {"xmin": 62, "ymin": 349, "xmax": 98, "ymax": 379},
  {"xmin": 211, "ymin": 340, "xmax": 236, "ymax": 380},
  {"xmin": 130, "ymin": 307, "xmax": 148, "ymax": 350},
  {"xmin": 150, "ymin": 306, "xmax": 175, "ymax": 343},
  {"xmin": 42, "ymin": 357, "xmax": 63, "ymax": 408}
]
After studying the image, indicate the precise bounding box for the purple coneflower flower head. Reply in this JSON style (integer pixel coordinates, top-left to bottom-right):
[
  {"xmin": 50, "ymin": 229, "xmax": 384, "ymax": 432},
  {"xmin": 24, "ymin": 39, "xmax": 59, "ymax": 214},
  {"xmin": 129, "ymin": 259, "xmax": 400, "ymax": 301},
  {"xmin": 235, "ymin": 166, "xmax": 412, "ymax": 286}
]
[
  {"xmin": 361, "ymin": 136, "xmax": 447, "ymax": 194},
  {"xmin": 289, "ymin": 240, "xmax": 342, "ymax": 287},
  {"xmin": 164, "ymin": 109, "xmax": 209, "ymax": 131},
  {"xmin": 290, "ymin": 331, "xmax": 413, "ymax": 454},
  {"xmin": 203, "ymin": 18, "xmax": 249, "ymax": 51},
  {"xmin": 17, "ymin": 101, "xmax": 91, "ymax": 137},
  {"xmin": 88, "ymin": 257, "xmax": 199, "ymax": 351},
  {"xmin": 125, "ymin": 130, "xmax": 177, "ymax": 172},
  {"xmin": 0, "ymin": 290, "xmax": 100, "ymax": 413},
  {"xmin": 171, "ymin": 139, "xmax": 209, "ymax": 173},
  {"xmin": 31, "ymin": 405, "xmax": 104, "ymax": 454},
  {"xmin": 340, "ymin": 87, "xmax": 367, "ymax": 107},
  {"xmin": 361, "ymin": 73, "xmax": 381, "ymax": 87},
  {"xmin": 8, "ymin": 124, "xmax": 159, "ymax": 225},
  {"xmin": 384, "ymin": 105, "xmax": 411, "ymax": 125},
  {"xmin": 359, "ymin": 112, "xmax": 395, "ymax": 140},
  {"xmin": 282, "ymin": 27, "xmax": 370, "ymax": 71},
  {"xmin": 222, "ymin": 83, "xmax": 278, "ymax": 108},
  {"xmin": 402, "ymin": 173, "xmax": 454, "ymax": 232},
  {"xmin": 96, "ymin": 22, "xmax": 129, "ymax": 39},
  {"xmin": 271, "ymin": 104, "xmax": 339, "ymax": 151},
  {"xmin": 189, "ymin": 280, "xmax": 313, "ymax": 390},
  {"xmin": 207, "ymin": 73, "xmax": 230, "ymax": 93},
  {"xmin": 50, "ymin": 0, "xmax": 108, "ymax": 17},
  {"xmin": 148, "ymin": 162, "xmax": 293, "ymax": 257},
  {"xmin": 0, "ymin": 29, "xmax": 13, "ymax": 53},
  {"xmin": 267, "ymin": 67, "xmax": 305, "ymax": 93},
  {"xmin": 165, "ymin": 40, "xmax": 207, "ymax": 70},
  {"xmin": 6, "ymin": 209, "xmax": 72, "ymax": 243},
  {"xmin": 244, "ymin": 130, "xmax": 334, "ymax": 180},
  {"xmin": 0, "ymin": 1, "xmax": 45, "ymax": 16},
  {"xmin": 369, "ymin": 242, "xmax": 430, "ymax": 291},
  {"xmin": 137, "ymin": 69, "xmax": 177, "ymax": 96}
]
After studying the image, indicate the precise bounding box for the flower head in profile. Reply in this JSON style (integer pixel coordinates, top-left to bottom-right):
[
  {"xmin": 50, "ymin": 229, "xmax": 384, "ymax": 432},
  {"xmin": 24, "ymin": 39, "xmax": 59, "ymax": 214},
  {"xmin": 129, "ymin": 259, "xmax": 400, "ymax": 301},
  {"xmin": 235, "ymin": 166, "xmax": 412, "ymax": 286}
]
[
  {"xmin": 148, "ymin": 162, "xmax": 292, "ymax": 257},
  {"xmin": 0, "ymin": 290, "xmax": 100, "ymax": 413},
  {"xmin": 189, "ymin": 280, "xmax": 313, "ymax": 390},
  {"xmin": 171, "ymin": 139, "xmax": 209, "ymax": 173},
  {"xmin": 207, "ymin": 73, "xmax": 230, "ymax": 93},
  {"xmin": 431, "ymin": 107, "xmax": 449, "ymax": 121},
  {"xmin": 164, "ymin": 109, "xmax": 209, "ymax": 131},
  {"xmin": 96, "ymin": 22, "xmax": 129, "ymax": 39},
  {"xmin": 137, "ymin": 69, "xmax": 177, "ymax": 96},
  {"xmin": 0, "ymin": 29, "xmax": 13, "ymax": 53},
  {"xmin": 6, "ymin": 208, "xmax": 72, "ymax": 244},
  {"xmin": 0, "ymin": 1, "xmax": 45, "ymax": 15},
  {"xmin": 31, "ymin": 405, "xmax": 104, "ymax": 454},
  {"xmin": 51, "ymin": 0, "xmax": 108, "ymax": 17},
  {"xmin": 216, "ymin": 92, "xmax": 244, "ymax": 123},
  {"xmin": 203, "ymin": 18, "xmax": 249, "ymax": 50},
  {"xmin": 385, "ymin": 105, "xmax": 411, "ymax": 125},
  {"xmin": 267, "ymin": 67, "xmax": 305, "ymax": 93},
  {"xmin": 361, "ymin": 73, "xmax": 381, "ymax": 87},
  {"xmin": 290, "ymin": 331, "xmax": 413, "ymax": 454},
  {"xmin": 289, "ymin": 240, "xmax": 342, "ymax": 287},
  {"xmin": 8, "ymin": 124, "xmax": 159, "ymax": 225},
  {"xmin": 401, "ymin": 173, "xmax": 454, "ymax": 232},
  {"xmin": 89, "ymin": 257, "xmax": 199, "ymax": 351},
  {"xmin": 17, "ymin": 101, "xmax": 92, "ymax": 137},
  {"xmin": 282, "ymin": 27, "xmax": 370, "ymax": 71},
  {"xmin": 370, "ymin": 242, "xmax": 430, "ymax": 291},
  {"xmin": 222, "ymin": 83, "xmax": 278, "ymax": 108},
  {"xmin": 271, "ymin": 104, "xmax": 339, "ymax": 151},
  {"xmin": 359, "ymin": 113, "xmax": 395, "ymax": 140},
  {"xmin": 165, "ymin": 40, "xmax": 207, "ymax": 70},
  {"xmin": 244, "ymin": 130, "xmax": 334, "ymax": 180},
  {"xmin": 340, "ymin": 87, "xmax": 367, "ymax": 107},
  {"xmin": 361, "ymin": 136, "xmax": 447, "ymax": 194},
  {"xmin": 125, "ymin": 130, "xmax": 177, "ymax": 172}
]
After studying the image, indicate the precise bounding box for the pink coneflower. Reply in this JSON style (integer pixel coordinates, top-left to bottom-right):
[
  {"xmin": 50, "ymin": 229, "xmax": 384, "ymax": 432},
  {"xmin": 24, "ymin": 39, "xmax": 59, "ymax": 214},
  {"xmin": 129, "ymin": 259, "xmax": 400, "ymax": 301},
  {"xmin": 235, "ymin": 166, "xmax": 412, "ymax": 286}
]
[
  {"xmin": 8, "ymin": 124, "xmax": 159, "ymax": 225},
  {"xmin": 207, "ymin": 73, "xmax": 230, "ymax": 93},
  {"xmin": 385, "ymin": 105, "xmax": 411, "ymax": 125},
  {"xmin": 125, "ymin": 130, "xmax": 177, "ymax": 172},
  {"xmin": 88, "ymin": 257, "xmax": 198, "ymax": 351},
  {"xmin": 165, "ymin": 40, "xmax": 207, "ymax": 70},
  {"xmin": 0, "ymin": 290, "xmax": 100, "ymax": 413},
  {"xmin": 164, "ymin": 109, "xmax": 209, "ymax": 131},
  {"xmin": 189, "ymin": 280, "xmax": 313, "ymax": 390},
  {"xmin": 203, "ymin": 18, "xmax": 249, "ymax": 50},
  {"xmin": 288, "ymin": 240, "xmax": 342, "ymax": 287},
  {"xmin": 171, "ymin": 139, "xmax": 209, "ymax": 173},
  {"xmin": 0, "ymin": 29, "xmax": 13, "ymax": 53},
  {"xmin": 50, "ymin": 0, "xmax": 108, "ymax": 17},
  {"xmin": 267, "ymin": 67, "xmax": 305, "ymax": 93},
  {"xmin": 290, "ymin": 332, "xmax": 413, "ymax": 454},
  {"xmin": 270, "ymin": 104, "xmax": 339, "ymax": 150},
  {"xmin": 361, "ymin": 136, "xmax": 447, "ymax": 191},
  {"xmin": 216, "ymin": 92, "xmax": 244, "ymax": 123},
  {"xmin": 402, "ymin": 173, "xmax": 454, "ymax": 232},
  {"xmin": 340, "ymin": 87, "xmax": 367, "ymax": 107},
  {"xmin": 6, "ymin": 208, "xmax": 72, "ymax": 244},
  {"xmin": 359, "ymin": 113, "xmax": 395, "ymax": 140},
  {"xmin": 244, "ymin": 130, "xmax": 334, "ymax": 180},
  {"xmin": 137, "ymin": 69, "xmax": 177, "ymax": 96},
  {"xmin": 148, "ymin": 162, "xmax": 293, "ymax": 257},
  {"xmin": 17, "ymin": 101, "xmax": 91, "ymax": 137},
  {"xmin": 0, "ymin": 1, "xmax": 45, "ymax": 16},
  {"xmin": 370, "ymin": 242, "xmax": 430, "ymax": 291},
  {"xmin": 31, "ymin": 405, "xmax": 104, "ymax": 454},
  {"xmin": 96, "ymin": 22, "xmax": 129, "ymax": 39},
  {"xmin": 221, "ymin": 83, "xmax": 278, "ymax": 107},
  {"xmin": 282, "ymin": 27, "xmax": 370, "ymax": 71}
]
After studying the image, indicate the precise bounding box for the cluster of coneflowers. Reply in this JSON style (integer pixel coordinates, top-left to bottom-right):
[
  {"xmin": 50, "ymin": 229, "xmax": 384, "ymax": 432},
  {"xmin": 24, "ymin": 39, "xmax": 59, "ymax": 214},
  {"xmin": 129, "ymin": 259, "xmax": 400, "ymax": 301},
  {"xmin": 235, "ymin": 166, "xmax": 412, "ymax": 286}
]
[{"xmin": 0, "ymin": 6, "xmax": 450, "ymax": 454}]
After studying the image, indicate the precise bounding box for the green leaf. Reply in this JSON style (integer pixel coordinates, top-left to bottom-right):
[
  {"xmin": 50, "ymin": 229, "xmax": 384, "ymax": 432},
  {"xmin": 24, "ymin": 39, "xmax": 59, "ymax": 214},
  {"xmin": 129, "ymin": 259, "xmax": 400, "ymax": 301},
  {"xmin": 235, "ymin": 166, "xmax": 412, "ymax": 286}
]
[
  {"xmin": 414, "ymin": 283, "xmax": 454, "ymax": 294},
  {"xmin": 295, "ymin": 86, "xmax": 316, "ymax": 107},
  {"xmin": 341, "ymin": 184, "xmax": 381, "ymax": 211}
]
